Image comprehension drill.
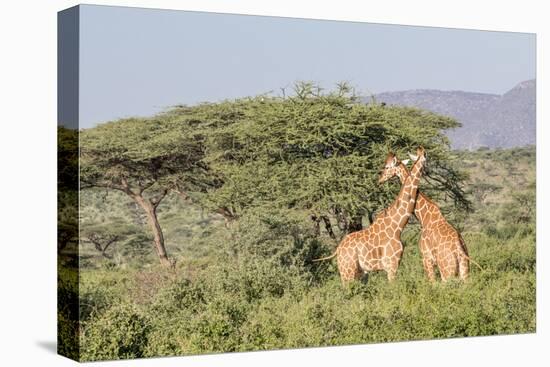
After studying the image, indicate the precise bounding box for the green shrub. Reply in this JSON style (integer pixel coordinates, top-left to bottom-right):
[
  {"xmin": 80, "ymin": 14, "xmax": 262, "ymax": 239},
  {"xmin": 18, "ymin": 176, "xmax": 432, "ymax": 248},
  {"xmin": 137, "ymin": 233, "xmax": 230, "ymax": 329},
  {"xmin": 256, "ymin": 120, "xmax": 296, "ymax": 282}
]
[
  {"xmin": 150, "ymin": 278, "xmax": 206, "ymax": 314},
  {"xmin": 58, "ymin": 267, "xmax": 80, "ymax": 359},
  {"xmin": 228, "ymin": 207, "xmax": 334, "ymax": 283},
  {"xmin": 79, "ymin": 284, "xmax": 117, "ymax": 322},
  {"xmin": 57, "ymin": 311, "xmax": 79, "ymax": 360},
  {"xmin": 81, "ymin": 303, "xmax": 150, "ymax": 361}
]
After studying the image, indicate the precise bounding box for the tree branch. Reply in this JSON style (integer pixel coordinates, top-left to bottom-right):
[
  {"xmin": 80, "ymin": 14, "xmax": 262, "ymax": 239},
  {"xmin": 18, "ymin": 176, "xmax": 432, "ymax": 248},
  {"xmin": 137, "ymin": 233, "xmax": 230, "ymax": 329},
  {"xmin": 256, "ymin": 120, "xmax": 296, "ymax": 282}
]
[
  {"xmin": 138, "ymin": 180, "xmax": 156, "ymax": 195},
  {"xmin": 87, "ymin": 233, "xmax": 119, "ymax": 259},
  {"xmin": 80, "ymin": 180, "xmax": 126, "ymax": 192},
  {"xmin": 172, "ymin": 188, "xmax": 193, "ymax": 203},
  {"xmin": 120, "ymin": 177, "xmax": 137, "ymax": 197},
  {"xmin": 150, "ymin": 188, "xmax": 169, "ymax": 209}
]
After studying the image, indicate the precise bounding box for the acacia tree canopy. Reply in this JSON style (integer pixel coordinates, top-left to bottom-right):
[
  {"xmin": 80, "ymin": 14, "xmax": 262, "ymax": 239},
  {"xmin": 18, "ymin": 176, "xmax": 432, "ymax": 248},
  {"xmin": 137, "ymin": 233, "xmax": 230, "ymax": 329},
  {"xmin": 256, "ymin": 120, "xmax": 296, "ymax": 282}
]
[{"xmin": 166, "ymin": 84, "xmax": 471, "ymax": 237}]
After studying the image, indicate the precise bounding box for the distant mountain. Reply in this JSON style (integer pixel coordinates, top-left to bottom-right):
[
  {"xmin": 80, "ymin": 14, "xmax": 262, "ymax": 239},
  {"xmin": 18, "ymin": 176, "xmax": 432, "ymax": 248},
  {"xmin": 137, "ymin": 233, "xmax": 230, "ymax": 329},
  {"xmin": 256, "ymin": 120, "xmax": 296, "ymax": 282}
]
[{"xmin": 371, "ymin": 79, "xmax": 535, "ymax": 150}]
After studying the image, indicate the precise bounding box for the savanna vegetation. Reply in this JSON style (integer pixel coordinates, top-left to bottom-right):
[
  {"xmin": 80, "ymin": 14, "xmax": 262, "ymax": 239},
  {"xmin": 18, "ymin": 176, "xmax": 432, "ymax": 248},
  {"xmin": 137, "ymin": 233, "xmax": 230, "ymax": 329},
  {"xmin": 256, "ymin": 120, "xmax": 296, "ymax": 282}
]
[{"xmin": 58, "ymin": 84, "xmax": 536, "ymax": 361}]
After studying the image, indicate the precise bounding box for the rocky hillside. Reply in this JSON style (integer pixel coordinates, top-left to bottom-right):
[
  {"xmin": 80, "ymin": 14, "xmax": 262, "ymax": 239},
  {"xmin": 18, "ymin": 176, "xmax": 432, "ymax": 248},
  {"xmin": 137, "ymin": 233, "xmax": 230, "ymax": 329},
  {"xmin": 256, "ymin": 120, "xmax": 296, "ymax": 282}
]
[{"xmin": 372, "ymin": 79, "xmax": 535, "ymax": 150}]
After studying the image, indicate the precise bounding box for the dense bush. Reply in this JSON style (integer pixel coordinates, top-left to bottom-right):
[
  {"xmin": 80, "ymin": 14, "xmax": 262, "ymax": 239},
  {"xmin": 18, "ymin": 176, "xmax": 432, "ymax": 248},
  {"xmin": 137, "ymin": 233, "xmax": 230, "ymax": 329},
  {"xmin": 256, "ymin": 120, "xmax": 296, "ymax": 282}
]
[
  {"xmin": 57, "ymin": 267, "xmax": 79, "ymax": 360},
  {"xmin": 227, "ymin": 207, "xmax": 334, "ymax": 282},
  {"xmin": 81, "ymin": 303, "xmax": 151, "ymax": 361},
  {"xmin": 77, "ymin": 220, "xmax": 535, "ymax": 360}
]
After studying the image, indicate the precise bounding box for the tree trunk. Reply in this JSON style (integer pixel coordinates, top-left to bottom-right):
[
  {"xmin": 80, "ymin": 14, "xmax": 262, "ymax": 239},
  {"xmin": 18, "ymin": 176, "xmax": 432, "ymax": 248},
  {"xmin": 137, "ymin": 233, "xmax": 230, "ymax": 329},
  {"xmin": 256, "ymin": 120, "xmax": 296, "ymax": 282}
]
[
  {"xmin": 134, "ymin": 195, "xmax": 172, "ymax": 267},
  {"xmin": 348, "ymin": 215, "xmax": 363, "ymax": 232},
  {"xmin": 335, "ymin": 209, "xmax": 348, "ymax": 232},
  {"xmin": 366, "ymin": 210, "xmax": 375, "ymax": 225},
  {"xmin": 310, "ymin": 215, "xmax": 321, "ymax": 236},
  {"xmin": 321, "ymin": 216, "xmax": 337, "ymax": 241}
]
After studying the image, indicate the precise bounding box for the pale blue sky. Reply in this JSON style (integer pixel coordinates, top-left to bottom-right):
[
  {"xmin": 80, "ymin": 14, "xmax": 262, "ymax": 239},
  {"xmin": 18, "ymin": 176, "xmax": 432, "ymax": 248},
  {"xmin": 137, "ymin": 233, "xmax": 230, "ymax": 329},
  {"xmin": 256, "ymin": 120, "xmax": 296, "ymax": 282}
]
[{"xmin": 79, "ymin": 5, "xmax": 535, "ymax": 128}]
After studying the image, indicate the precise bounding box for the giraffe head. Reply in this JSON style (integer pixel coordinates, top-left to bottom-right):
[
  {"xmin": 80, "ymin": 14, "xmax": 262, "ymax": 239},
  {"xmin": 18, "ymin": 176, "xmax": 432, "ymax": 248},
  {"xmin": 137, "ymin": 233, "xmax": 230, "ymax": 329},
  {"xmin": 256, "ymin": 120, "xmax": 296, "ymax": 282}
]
[
  {"xmin": 378, "ymin": 152, "xmax": 410, "ymax": 184},
  {"xmin": 408, "ymin": 146, "xmax": 427, "ymax": 166}
]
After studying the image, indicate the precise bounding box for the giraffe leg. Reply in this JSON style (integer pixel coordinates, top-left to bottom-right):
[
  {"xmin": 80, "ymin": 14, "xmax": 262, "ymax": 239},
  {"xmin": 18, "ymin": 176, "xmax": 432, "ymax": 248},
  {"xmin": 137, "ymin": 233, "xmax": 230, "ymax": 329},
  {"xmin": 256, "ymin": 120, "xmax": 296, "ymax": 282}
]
[
  {"xmin": 337, "ymin": 251, "xmax": 361, "ymax": 284},
  {"xmin": 438, "ymin": 253, "xmax": 457, "ymax": 282},
  {"xmin": 419, "ymin": 235, "xmax": 436, "ymax": 282},
  {"xmin": 384, "ymin": 245, "xmax": 403, "ymax": 282},
  {"xmin": 340, "ymin": 266, "xmax": 361, "ymax": 283},
  {"xmin": 422, "ymin": 256, "xmax": 436, "ymax": 282},
  {"xmin": 386, "ymin": 266, "xmax": 397, "ymax": 282},
  {"xmin": 458, "ymin": 253, "xmax": 469, "ymax": 281},
  {"xmin": 457, "ymin": 237, "xmax": 470, "ymax": 281}
]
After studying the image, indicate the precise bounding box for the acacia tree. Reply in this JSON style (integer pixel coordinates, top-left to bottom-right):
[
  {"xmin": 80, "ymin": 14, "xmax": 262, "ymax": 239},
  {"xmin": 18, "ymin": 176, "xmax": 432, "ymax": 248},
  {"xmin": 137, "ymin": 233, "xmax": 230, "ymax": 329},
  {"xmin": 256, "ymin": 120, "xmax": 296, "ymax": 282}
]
[
  {"xmin": 171, "ymin": 83, "xmax": 470, "ymax": 239},
  {"xmin": 80, "ymin": 117, "xmax": 211, "ymax": 266}
]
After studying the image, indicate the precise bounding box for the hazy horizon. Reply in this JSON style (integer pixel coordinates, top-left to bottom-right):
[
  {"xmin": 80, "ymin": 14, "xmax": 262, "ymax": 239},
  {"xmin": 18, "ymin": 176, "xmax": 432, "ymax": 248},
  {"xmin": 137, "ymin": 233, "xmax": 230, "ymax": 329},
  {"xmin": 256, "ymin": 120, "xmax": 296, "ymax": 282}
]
[{"xmin": 78, "ymin": 5, "xmax": 536, "ymax": 128}]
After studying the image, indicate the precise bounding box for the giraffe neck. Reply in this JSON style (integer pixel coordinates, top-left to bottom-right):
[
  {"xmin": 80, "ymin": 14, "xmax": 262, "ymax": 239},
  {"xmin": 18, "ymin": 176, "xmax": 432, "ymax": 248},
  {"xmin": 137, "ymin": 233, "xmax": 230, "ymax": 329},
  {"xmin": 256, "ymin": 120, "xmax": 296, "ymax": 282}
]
[
  {"xmin": 396, "ymin": 164, "xmax": 442, "ymax": 226},
  {"xmin": 393, "ymin": 156, "xmax": 424, "ymax": 230}
]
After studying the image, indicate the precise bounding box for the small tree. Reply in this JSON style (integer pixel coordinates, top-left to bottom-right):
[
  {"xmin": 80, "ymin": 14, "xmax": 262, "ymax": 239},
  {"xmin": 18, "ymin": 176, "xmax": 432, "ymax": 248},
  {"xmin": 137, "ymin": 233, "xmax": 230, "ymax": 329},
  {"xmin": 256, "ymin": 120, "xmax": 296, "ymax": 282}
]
[
  {"xmin": 80, "ymin": 117, "xmax": 211, "ymax": 266},
  {"xmin": 469, "ymin": 180, "xmax": 502, "ymax": 204},
  {"xmin": 503, "ymin": 181, "xmax": 535, "ymax": 224},
  {"xmin": 86, "ymin": 233, "xmax": 119, "ymax": 259}
]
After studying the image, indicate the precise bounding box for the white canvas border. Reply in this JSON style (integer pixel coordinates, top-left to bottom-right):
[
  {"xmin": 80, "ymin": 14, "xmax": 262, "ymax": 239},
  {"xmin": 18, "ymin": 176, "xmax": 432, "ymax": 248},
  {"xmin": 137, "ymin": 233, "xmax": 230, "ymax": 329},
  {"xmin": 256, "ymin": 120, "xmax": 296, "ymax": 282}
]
[{"xmin": 0, "ymin": 0, "xmax": 547, "ymax": 366}]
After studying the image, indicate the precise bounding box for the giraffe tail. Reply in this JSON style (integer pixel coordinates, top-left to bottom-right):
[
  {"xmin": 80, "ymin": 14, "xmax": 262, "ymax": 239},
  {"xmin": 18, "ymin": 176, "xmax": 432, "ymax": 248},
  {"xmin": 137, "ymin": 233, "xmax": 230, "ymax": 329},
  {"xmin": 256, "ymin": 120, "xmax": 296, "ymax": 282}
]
[
  {"xmin": 459, "ymin": 236, "xmax": 484, "ymax": 272},
  {"xmin": 312, "ymin": 251, "xmax": 338, "ymax": 262},
  {"xmin": 465, "ymin": 255, "xmax": 484, "ymax": 272}
]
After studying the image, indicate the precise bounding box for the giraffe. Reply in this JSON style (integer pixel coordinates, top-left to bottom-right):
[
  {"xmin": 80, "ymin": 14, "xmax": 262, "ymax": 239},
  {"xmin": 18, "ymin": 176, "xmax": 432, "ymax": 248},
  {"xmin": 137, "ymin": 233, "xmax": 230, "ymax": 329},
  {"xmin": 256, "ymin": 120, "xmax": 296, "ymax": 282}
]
[
  {"xmin": 378, "ymin": 152, "xmax": 479, "ymax": 281},
  {"xmin": 313, "ymin": 147, "xmax": 426, "ymax": 283}
]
